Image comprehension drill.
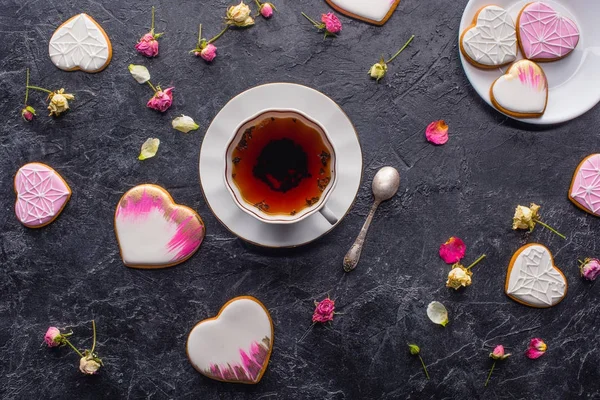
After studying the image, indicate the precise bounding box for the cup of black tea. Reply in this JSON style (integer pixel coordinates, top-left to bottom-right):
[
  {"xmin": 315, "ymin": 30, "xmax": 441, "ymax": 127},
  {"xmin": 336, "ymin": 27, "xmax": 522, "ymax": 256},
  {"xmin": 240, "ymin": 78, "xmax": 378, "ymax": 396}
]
[{"xmin": 224, "ymin": 109, "xmax": 338, "ymax": 224}]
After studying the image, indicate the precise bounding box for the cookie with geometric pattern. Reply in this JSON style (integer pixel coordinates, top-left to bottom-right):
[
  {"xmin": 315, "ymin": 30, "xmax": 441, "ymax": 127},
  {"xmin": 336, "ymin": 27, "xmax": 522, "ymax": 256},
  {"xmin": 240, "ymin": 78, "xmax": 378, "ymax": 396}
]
[
  {"xmin": 14, "ymin": 163, "xmax": 72, "ymax": 228},
  {"xmin": 568, "ymin": 154, "xmax": 600, "ymax": 217},
  {"xmin": 505, "ymin": 243, "xmax": 567, "ymax": 308},
  {"xmin": 460, "ymin": 5, "xmax": 518, "ymax": 69},
  {"xmin": 49, "ymin": 13, "xmax": 112, "ymax": 73}
]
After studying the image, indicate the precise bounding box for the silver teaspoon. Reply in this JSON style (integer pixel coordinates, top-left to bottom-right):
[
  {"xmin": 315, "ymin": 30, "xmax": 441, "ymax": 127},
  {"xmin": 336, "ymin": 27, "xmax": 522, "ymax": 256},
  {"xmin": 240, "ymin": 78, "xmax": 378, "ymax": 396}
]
[{"xmin": 343, "ymin": 166, "xmax": 400, "ymax": 272}]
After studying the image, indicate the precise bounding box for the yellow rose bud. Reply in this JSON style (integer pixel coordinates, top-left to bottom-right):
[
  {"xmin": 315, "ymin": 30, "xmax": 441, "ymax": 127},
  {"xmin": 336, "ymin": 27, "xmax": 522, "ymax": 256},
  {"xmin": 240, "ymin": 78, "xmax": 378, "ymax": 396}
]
[
  {"xmin": 47, "ymin": 89, "xmax": 74, "ymax": 117},
  {"xmin": 227, "ymin": 2, "xmax": 254, "ymax": 26},
  {"xmin": 512, "ymin": 203, "xmax": 539, "ymax": 231},
  {"xmin": 368, "ymin": 60, "xmax": 387, "ymax": 82},
  {"xmin": 446, "ymin": 265, "xmax": 472, "ymax": 290}
]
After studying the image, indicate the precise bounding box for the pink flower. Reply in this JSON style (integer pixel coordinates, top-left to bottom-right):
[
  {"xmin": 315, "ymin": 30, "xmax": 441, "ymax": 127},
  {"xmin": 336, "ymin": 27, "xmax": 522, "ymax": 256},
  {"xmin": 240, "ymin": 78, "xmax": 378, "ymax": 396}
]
[
  {"xmin": 21, "ymin": 105, "xmax": 35, "ymax": 121},
  {"xmin": 321, "ymin": 13, "xmax": 342, "ymax": 34},
  {"xmin": 147, "ymin": 87, "xmax": 173, "ymax": 112},
  {"xmin": 44, "ymin": 327, "xmax": 62, "ymax": 347},
  {"xmin": 260, "ymin": 3, "xmax": 274, "ymax": 18},
  {"xmin": 525, "ymin": 338, "xmax": 547, "ymax": 359},
  {"xmin": 135, "ymin": 33, "xmax": 159, "ymax": 57},
  {"xmin": 490, "ymin": 345, "xmax": 510, "ymax": 360},
  {"xmin": 580, "ymin": 258, "xmax": 600, "ymax": 281},
  {"xmin": 312, "ymin": 297, "xmax": 335, "ymax": 323},
  {"xmin": 439, "ymin": 237, "xmax": 466, "ymax": 264},
  {"xmin": 199, "ymin": 44, "xmax": 217, "ymax": 62},
  {"xmin": 425, "ymin": 120, "xmax": 449, "ymax": 145}
]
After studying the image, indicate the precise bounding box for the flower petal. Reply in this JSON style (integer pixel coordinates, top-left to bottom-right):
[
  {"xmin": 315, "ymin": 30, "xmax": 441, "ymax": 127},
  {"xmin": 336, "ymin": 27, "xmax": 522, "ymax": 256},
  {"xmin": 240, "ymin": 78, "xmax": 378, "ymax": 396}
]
[
  {"xmin": 425, "ymin": 120, "xmax": 449, "ymax": 145},
  {"xmin": 525, "ymin": 348, "xmax": 545, "ymax": 359},
  {"xmin": 128, "ymin": 64, "xmax": 151, "ymax": 84},
  {"xmin": 172, "ymin": 115, "xmax": 199, "ymax": 133},
  {"xmin": 439, "ymin": 236, "xmax": 466, "ymax": 263},
  {"xmin": 427, "ymin": 301, "xmax": 449, "ymax": 327},
  {"xmin": 138, "ymin": 138, "xmax": 160, "ymax": 160}
]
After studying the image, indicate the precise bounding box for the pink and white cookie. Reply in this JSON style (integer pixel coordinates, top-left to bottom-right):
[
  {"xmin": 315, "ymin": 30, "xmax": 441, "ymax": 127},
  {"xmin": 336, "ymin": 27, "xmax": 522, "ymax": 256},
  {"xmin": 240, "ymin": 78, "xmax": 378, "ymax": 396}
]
[
  {"xmin": 114, "ymin": 184, "xmax": 205, "ymax": 269},
  {"xmin": 14, "ymin": 163, "xmax": 71, "ymax": 228},
  {"xmin": 569, "ymin": 154, "xmax": 600, "ymax": 217},
  {"xmin": 490, "ymin": 59, "xmax": 548, "ymax": 118},
  {"xmin": 460, "ymin": 5, "xmax": 518, "ymax": 68},
  {"xmin": 517, "ymin": 2, "xmax": 580, "ymax": 62},
  {"xmin": 187, "ymin": 296, "xmax": 274, "ymax": 384}
]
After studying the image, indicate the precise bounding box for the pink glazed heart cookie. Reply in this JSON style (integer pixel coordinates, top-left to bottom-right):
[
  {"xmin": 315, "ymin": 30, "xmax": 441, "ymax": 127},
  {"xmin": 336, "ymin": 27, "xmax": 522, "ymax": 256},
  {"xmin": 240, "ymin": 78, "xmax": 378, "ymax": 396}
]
[
  {"xmin": 114, "ymin": 184, "xmax": 205, "ymax": 269},
  {"xmin": 517, "ymin": 2, "xmax": 580, "ymax": 62},
  {"xmin": 569, "ymin": 154, "xmax": 600, "ymax": 217},
  {"xmin": 187, "ymin": 296, "xmax": 274, "ymax": 384},
  {"xmin": 490, "ymin": 59, "xmax": 548, "ymax": 118},
  {"xmin": 14, "ymin": 163, "xmax": 71, "ymax": 228}
]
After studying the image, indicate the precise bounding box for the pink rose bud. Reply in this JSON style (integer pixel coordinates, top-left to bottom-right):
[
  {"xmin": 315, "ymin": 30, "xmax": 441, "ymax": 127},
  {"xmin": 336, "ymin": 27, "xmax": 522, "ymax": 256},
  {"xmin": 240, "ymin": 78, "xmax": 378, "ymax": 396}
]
[
  {"xmin": 581, "ymin": 258, "xmax": 600, "ymax": 281},
  {"xmin": 260, "ymin": 3, "xmax": 274, "ymax": 18},
  {"xmin": 525, "ymin": 338, "xmax": 547, "ymax": 359},
  {"xmin": 425, "ymin": 120, "xmax": 449, "ymax": 145},
  {"xmin": 135, "ymin": 33, "xmax": 159, "ymax": 57},
  {"xmin": 147, "ymin": 87, "xmax": 174, "ymax": 112},
  {"xmin": 21, "ymin": 105, "xmax": 36, "ymax": 121},
  {"xmin": 44, "ymin": 326, "xmax": 62, "ymax": 347},
  {"xmin": 312, "ymin": 298, "xmax": 335, "ymax": 323},
  {"xmin": 490, "ymin": 345, "xmax": 510, "ymax": 360},
  {"xmin": 321, "ymin": 13, "xmax": 342, "ymax": 34},
  {"xmin": 200, "ymin": 44, "xmax": 217, "ymax": 62},
  {"xmin": 439, "ymin": 236, "xmax": 466, "ymax": 264}
]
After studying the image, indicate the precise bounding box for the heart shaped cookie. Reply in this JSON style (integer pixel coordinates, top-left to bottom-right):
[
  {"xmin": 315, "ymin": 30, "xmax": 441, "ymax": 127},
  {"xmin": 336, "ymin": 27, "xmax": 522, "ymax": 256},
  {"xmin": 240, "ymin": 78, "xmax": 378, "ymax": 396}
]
[
  {"xmin": 14, "ymin": 163, "xmax": 71, "ymax": 228},
  {"xmin": 517, "ymin": 2, "xmax": 580, "ymax": 61},
  {"xmin": 490, "ymin": 59, "xmax": 548, "ymax": 118},
  {"xmin": 114, "ymin": 184, "xmax": 205, "ymax": 269},
  {"xmin": 325, "ymin": 0, "xmax": 399, "ymax": 25},
  {"xmin": 569, "ymin": 154, "xmax": 600, "ymax": 217},
  {"xmin": 505, "ymin": 243, "xmax": 567, "ymax": 308},
  {"xmin": 49, "ymin": 13, "xmax": 112, "ymax": 72},
  {"xmin": 460, "ymin": 5, "xmax": 517, "ymax": 68},
  {"xmin": 187, "ymin": 296, "xmax": 273, "ymax": 384}
]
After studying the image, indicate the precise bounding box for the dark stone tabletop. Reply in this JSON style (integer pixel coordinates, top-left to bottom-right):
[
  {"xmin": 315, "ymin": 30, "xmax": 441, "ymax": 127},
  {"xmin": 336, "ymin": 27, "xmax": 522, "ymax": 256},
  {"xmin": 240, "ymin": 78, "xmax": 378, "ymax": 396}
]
[{"xmin": 1, "ymin": 0, "xmax": 599, "ymax": 399}]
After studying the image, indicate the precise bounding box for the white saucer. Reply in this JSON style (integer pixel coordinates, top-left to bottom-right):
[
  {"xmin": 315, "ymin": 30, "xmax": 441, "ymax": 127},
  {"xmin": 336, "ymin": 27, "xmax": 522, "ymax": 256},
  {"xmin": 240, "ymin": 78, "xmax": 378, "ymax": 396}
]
[
  {"xmin": 459, "ymin": 0, "xmax": 600, "ymax": 124},
  {"xmin": 199, "ymin": 83, "xmax": 363, "ymax": 248}
]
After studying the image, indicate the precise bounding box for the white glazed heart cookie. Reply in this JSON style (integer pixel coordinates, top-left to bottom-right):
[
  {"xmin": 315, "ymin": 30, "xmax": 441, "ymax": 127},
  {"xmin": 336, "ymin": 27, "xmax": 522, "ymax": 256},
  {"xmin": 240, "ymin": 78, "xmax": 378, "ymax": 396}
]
[
  {"xmin": 114, "ymin": 184, "xmax": 205, "ymax": 269},
  {"xmin": 49, "ymin": 13, "xmax": 112, "ymax": 72},
  {"xmin": 505, "ymin": 243, "xmax": 567, "ymax": 308},
  {"xmin": 460, "ymin": 5, "xmax": 517, "ymax": 68},
  {"xmin": 187, "ymin": 296, "xmax": 274, "ymax": 384},
  {"xmin": 325, "ymin": 0, "xmax": 399, "ymax": 26},
  {"xmin": 490, "ymin": 59, "xmax": 548, "ymax": 118}
]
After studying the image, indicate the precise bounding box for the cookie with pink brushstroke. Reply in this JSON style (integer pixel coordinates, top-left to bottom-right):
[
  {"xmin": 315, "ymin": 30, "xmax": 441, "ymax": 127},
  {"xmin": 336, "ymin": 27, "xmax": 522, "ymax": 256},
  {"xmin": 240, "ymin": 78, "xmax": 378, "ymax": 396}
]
[
  {"xmin": 490, "ymin": 59, "xmax": 548, "ymax": 118},
  {"xmin": 114, "ymin": 184, "xmax": 205, "ymax": 269},
  {"xmin": 568, "ymin": 154, "xmax": 600, "ymax": 217},
  {"xmin": 186, "ymin": 296, "xmax": 273, "ymax": 384}
]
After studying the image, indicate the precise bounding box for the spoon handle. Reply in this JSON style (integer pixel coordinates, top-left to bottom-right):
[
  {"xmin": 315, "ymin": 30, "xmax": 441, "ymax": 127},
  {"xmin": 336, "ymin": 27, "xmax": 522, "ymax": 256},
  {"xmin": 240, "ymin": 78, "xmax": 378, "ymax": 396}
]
[{"xmin": 343, "ymin": 200, "xmax": 380, "ymax": 272}]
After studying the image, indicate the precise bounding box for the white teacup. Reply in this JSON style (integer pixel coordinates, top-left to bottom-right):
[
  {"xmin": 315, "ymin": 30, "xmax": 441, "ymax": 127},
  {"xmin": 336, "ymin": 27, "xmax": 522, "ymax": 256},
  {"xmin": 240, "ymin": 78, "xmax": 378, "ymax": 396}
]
[{"xmin": 224, "ymin": 108, "xmax": 338, "ymax": 225}]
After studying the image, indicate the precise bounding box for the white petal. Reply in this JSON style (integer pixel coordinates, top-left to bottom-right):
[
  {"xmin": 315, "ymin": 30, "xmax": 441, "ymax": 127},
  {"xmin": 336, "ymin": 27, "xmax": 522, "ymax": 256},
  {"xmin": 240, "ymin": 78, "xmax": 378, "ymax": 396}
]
[
  {"xmin": 172, "ymin": 115, "xmax": 199, "ymax": 133},
  {"xmin": 138, "ymin": 138, "xmax": 160, "ymax": 160},
  {"xmin": 128, "ymin": 64, "xmax": 150, "ymax": 84},
  {"xmin": 427, "ymin": 301, "xmax": 449, "ymax": 326}
]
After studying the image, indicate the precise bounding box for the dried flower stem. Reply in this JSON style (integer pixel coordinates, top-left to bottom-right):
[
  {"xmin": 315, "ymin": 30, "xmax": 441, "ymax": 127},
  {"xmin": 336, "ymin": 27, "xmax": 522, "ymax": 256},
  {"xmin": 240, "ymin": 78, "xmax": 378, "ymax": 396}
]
[
  {"xmin": 534, "ymin": 219, "xmax": 566, "ymax": 239},
  {"xmin": 151, "ymin": 6, "xmax": 155, "ymax": 35},
  {"xmin": 208, "ymin": 26, "xmax": 229, "ymax": 44},
  {"xmin": 91, "ymin": 320, "xmax": 97, "ymax": 354},
  {"xmin": 484, "ymin": 361, "xmax": 496, "ymax": 386},
  {"xmin": 64, "ymin": 337, "xmax": 84, "ymax": 358},
  {"xmin": 297, "ymin": 322, "xmax": 315, "ymax": 343},
  {"xmin": 147, "ymin": 81, "xmax": 157, "ymax": 93},
  {"xmin": 418, "ymin": 355, "xmax": 430, "ymax": 379},
  {"xmin": 24, "ymin": 68, "xmax": 30, "ymax": 105},
  {"xmin": 301, "ymin": 12, "xmax": 321, "ymax": 28},
  {"xmin": 386, "ymin": 35, "xmax": 415, "ymax": 64},
  {"xmin": 27, "ymin": 85, "xmax": 52, "ymax": 94},
  {"xmin": 466, "ymin": 254, "xmax": 486, "ymax": 270}
]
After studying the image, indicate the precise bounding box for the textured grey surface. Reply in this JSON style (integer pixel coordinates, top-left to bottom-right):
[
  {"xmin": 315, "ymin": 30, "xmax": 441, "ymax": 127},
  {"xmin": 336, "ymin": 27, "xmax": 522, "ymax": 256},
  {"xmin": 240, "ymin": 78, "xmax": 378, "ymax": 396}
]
[{"xmin": 1, "ymin": 0, "xmax": 600, "ymax": 399}]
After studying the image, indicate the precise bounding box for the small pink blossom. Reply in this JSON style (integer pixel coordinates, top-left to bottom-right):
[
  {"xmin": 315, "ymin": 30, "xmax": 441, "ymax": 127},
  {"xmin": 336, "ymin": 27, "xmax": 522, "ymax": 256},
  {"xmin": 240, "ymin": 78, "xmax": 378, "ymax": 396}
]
[
  {"xmin": 439, "ymin": 237, "xmax": 466, "ymax": 264},
  {"xmin": 44, "ymin": 326, "xmax": 62, "ymax": 347},
  {"xmin": 260, "ymin": 3, "xmax": 274, "ymax": 18},
  {"xmin": 199, "ymin": 44, "xmax": 217, "ymax": 62},
  {"xmin": 425, "ymin": 120, "xmax": 449, "ymax": 145},
  {"xmin": 21, "ymin": 106, "xmax": 35, "ymax": 121},
  {"xmin": 147, "ymin": 87, "xmax": 173, "ymax": 112},
  {"xmin": 321, "ymin": 13, "xmax": 342, "ymax": 34},
  {"xmin": 136, "ymin": 33, "xmax": 159, "ymax": 57},
  {"xmin": 490, "ymin": 345, "xmax": 510, "ymax": 360},
  {"xmin": 312, "ymin": 298, "xmax": 335, "ymax": 323},
  {"xmin": 580, "ymin": 258, "xmax": 600, "ymax": 281},
  {"xmin": 525, "ymin": 338, "xmax": 547, "ymax": 359}
]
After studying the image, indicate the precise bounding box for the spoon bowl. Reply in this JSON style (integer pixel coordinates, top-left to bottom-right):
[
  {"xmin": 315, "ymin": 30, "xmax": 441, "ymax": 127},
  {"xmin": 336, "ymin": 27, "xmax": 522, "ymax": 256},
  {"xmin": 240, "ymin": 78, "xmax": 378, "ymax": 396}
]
[{"xmin": 372, "ymin": 166, "xmax": 401, "ymax": 202}]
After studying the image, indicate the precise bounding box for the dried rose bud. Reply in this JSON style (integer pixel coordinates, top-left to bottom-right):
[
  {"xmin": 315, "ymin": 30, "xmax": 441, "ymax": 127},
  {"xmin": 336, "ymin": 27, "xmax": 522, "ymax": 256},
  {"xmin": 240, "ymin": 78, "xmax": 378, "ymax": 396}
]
[
  {"xmin": 321, "ymin": 13, "xmax": 342, "ymax": 34},
  {"xmin": 490, "ymin": 345, "xmax": 510, "ymax": 360},
  {"xmin": 200, "ymin": 44, "xmax": 217, "ymax": 62},
  {"xmin": 312, "ymin": 297, "xmax": 335, "ymax": 323},
  {"xmin": 21, "ymin": 105, "xmax": 36, "ymax": 121},
  {"xmin": 147, "ymin": 87, "xmax": 173, "ymax": 112},
  {"xmin": 226, "ymin": 1, "xmax": 254, "ymax": 27},
  {"xmin": 580, "ymin": 258, "xmax": 600, "ymax": 281},
  {"xmin": 260, "ymin": 3, "xmax": 274, "ymax": 18},
  {"xmin": 368, "ymin": 60, "xmax": 387, "ymax": 82},
  {"xmin": 48, "ymin": 89, "xmax": 74, "ymax": 117},
  {"xmin": 44, "ymin": 327, "xmax": 63, "ymax": 347},
  {"xmin": 446, "ymin": 265, "xmax": 472, "ymax": 289},
  {"xmin": 79, "ymin": 355, "xmax": 102, "ymax": 375}
]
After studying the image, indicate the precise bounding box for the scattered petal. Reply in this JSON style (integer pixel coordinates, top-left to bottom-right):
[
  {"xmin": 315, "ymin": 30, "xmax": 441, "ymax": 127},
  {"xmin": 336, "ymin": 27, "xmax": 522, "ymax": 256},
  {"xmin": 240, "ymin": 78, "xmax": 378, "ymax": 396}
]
[
  {"xmin": 425, "ymin": 120, "xmax": 449, "ymax": 145},
  {"xmin": 526, "ymin": 338, "xmax": 547, "ymax": 359},
  {"xmin": 128, "ymin": 64, "xmax": 151, "ymax": 83},
  {"xmin": 439, "ymin": 236, "xmax": 466, "ymax": 263},
  {"xmin": 138, "ymin": 138, "xmax": 160, "ymax": 160},
  {"xmin": 426, "ymin": 301, "xmax": 448, "ymax": 327},
  {"xmin": 172, "ymin": 115, "xmax": 199, "ymax": 133}
]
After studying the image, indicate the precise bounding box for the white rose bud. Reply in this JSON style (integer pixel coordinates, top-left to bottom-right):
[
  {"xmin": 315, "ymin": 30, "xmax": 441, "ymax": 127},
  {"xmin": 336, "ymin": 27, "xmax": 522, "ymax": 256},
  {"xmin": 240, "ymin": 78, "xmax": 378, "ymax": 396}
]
[
  {"xmin": 79, "ymin": 356, "xmax": 102, "ymax": 375},
  {"xmin": 227, "ymin": 2, "xmax": 255, "ymax": 27},
  {"xmin": 172, "ymin": 115, "xmax": 200, "ymax": 133}
]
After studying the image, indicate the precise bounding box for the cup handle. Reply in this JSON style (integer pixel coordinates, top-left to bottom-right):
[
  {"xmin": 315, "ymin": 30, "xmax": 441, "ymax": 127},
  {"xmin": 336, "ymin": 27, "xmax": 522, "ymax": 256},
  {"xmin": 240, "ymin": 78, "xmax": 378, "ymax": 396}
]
[{"xmin": 319, "ymin": 204, "xmax": 338, "ymax": 225}]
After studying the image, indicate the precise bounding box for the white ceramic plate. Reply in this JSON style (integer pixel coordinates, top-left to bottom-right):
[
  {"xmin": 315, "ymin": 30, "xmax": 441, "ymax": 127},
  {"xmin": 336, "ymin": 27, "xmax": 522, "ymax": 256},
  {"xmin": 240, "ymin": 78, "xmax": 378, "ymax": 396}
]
[
  {"xmin": 199, "ymin": 83, "xmax": 363, "ymax": 248},
  {"xmin": 459, "ymin": 0, "xmax": 600, "ymax": 124}
]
